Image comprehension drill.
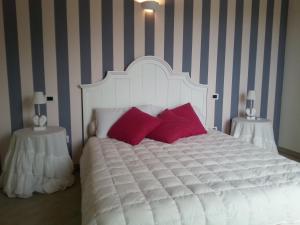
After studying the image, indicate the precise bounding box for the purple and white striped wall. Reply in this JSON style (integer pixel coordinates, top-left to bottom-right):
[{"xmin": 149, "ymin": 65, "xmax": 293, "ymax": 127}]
[{"xmin": 0, "ymin": 0, "xmax": 289, "ymax": 162}]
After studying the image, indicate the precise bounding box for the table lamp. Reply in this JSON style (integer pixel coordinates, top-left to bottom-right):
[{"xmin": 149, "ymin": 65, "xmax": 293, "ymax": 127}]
[
  {"xmin": 32, "ymin": 92, "xmax": 47, "ymax": 131},
  {"xmin": 246, "ymin": 90, "xmax": 256, "ymax": 120}
]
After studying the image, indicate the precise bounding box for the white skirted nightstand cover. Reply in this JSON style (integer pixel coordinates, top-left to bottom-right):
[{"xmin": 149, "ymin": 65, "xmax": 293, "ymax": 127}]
[
  {"xmin": 231, "ymin": 117, "xmax": 277, "ymax": 152},
  {"xmin": 0, "ymin": 127, "xmax": 74, "ymax": 198}
]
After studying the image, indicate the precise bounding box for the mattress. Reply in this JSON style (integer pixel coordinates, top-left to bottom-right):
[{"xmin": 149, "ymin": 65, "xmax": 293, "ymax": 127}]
[{"xmin": 80, "ymin": 130, "xmax": 300, "ymax": 225}]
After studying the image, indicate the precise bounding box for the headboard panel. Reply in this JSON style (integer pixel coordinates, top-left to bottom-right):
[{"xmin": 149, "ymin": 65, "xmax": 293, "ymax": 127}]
[{"xmin": 80, "ymin": 56, "xmax": 208, "ymax": 140}]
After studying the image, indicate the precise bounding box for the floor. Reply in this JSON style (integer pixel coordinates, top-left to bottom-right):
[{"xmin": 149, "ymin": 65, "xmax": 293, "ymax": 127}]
[
  {"xmin": 0, "ymin": 153, "xmax": 299, "ymax": 225},
  {"xmin": 280, "ymin": 153, "xmax": 300, "ymax": 162},
  {"xmin": 278, "ymin": 147, "xmax": 300, "ymax": 162},
  {"xmin": 0, "ymin": 173, "xmax": 81, "ymax": 225}
]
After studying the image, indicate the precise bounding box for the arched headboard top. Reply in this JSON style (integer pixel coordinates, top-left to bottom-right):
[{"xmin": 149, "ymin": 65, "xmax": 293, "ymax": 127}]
[{"xmin": 80, "ymin": 56, "xmax": 208, "ymax": 140}]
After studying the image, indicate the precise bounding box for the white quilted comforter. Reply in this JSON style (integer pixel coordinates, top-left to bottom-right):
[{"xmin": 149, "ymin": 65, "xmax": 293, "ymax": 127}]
[{"xmin": 80, "ymin": 130, "xmax": 300, "ymax": 225}]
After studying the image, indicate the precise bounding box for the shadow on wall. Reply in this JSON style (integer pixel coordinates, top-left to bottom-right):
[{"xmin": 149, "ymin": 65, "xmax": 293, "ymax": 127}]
[{"xmin": 0, "ymin": 134, "xmax": 10, "ymax": 170}]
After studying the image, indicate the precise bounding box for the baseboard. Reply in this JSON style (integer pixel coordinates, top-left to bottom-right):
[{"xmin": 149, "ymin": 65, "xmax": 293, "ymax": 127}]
[{"xmin": 278, "ymin": 146, "xmax": 300, "ymax": 161}]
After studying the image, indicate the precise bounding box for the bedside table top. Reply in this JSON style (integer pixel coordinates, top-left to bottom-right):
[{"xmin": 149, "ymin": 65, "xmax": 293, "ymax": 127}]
[
  {"xmin": 14, "ymin": 126, "xmax": 65, "ymax": 137},
  {"xmin": 232, "ymin": 117, "xmax": 271, "ymax": 124}
]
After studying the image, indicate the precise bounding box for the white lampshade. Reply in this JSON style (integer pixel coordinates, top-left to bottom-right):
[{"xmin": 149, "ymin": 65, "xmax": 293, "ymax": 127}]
[
  {"xmin": 33, "ymin": 92, "xmax": 46, "ymax": 104},
  {"xmin": 141, "ymin": 1, "xmax": 159, "ymax": 12},
  {"xmin": 247, "ymin": 90, "xmax": 256, "ymax": 101}
]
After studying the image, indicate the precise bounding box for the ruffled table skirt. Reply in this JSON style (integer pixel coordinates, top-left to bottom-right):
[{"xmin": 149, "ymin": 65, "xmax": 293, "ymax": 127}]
[
  {"xmin": 0, "ymin": 127, "xmax": 74, "ymax": 198},
  {"xmin": 231, "ymin": 117, "xmax": 278, "ymax": 152}
]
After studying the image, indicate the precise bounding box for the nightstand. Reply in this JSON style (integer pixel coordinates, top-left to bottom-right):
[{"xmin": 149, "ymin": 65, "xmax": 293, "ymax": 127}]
[
  {"xmin": 0, "ymin": 126, "xmax": 74, "ymax": 198},
  {"xmin": 231, "ymin": 117, "xmax": 277, "ymax": 152}
]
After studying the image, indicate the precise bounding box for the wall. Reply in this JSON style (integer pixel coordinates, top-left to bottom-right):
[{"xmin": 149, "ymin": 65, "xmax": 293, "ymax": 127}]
[
  {"xmin": 279, "ymin": 0, "xmax": 300, "ymax": 153},
  {"xmin": 0, "ymin": 0, "xmax": 289, "ymax": 162}
]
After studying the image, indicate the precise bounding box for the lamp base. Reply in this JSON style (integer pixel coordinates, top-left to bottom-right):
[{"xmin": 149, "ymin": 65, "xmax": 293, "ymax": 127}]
[
  {"xmin": 33, "ymin": 126, "xmax": 46, "ymax": 131},
  {"xmin": 245, "ymin": 107, "xmax": 256, "ymax": 119}
]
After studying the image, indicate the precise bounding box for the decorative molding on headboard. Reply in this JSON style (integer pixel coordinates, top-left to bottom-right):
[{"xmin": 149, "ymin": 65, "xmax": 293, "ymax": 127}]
[{"xmin": 80, "ymin": 56, "xmax": 208, "ymax": 140}]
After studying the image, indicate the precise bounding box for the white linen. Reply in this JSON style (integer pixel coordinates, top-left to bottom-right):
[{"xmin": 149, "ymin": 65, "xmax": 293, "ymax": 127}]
[
  {"xmin": 95, "ymin": 107, "xmax": 129, "ymax": 138},
  {"xmin": 0, "ymin": 127, "xmax": 74, "ymax": 198},
  {"xmin": 192, "ymin": 105, "xmax": 206, "ymax": 126},
  {"xmin": 231, "ymin": 117, "xmax": 277, "ymax": 152},
  {"xmin": 80, "ymin": 130, "xmax": 300, "ymax": 225},
  {"xmin": 95, "ymin": 105, "xmax": 163, "ymax": 138}
]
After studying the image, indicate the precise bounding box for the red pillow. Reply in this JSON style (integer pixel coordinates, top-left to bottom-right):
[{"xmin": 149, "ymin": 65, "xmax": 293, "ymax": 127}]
[
  {"xmin": 147, "ymin": 109, "xmax": 193, "ymax": 143},
  {"xmin": 107, "ymin": 107, "xmax": 161, "ymax": 145},
  {"xmin": 170, "ymin": 103, "xmax": 207, "ymax": 136}
]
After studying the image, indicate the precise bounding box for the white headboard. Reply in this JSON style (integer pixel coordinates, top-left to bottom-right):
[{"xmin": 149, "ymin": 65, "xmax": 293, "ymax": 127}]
[{"xmin": 80, "ymin": 56, "xmax": 208, "ymax": 140}]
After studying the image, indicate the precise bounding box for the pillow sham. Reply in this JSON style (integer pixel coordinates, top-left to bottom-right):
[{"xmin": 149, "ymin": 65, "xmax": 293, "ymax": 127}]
[
  {"xmin": 88, "ymin": 120, "xmax": 97, "ymax": 137},
  {"xmin": 147, "ymin": 109, "xmax": 193, "ymax": 143},
  {"xmin": 170, "ymin": 103, "xmax": 207, "ymax": 136},
  {"xmin": 95, "ymin": 105, "xmax": 163, "ymax": 138},
  {"xmin": 192, "ymin": 105, "xmax": 206, "ymax": 128},
  {"xmin": 107, "ymin": 107, "xmax": 161, "ymax": 145},
  {"xmin": 95, "ymin": 107, "xmax": 127, "ymax": 138}
]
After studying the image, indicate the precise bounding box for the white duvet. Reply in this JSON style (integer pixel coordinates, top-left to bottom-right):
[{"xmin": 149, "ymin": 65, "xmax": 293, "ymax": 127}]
[{"xmin": 80, "ymin": 130, "xmax": 300, "ymax": 225}]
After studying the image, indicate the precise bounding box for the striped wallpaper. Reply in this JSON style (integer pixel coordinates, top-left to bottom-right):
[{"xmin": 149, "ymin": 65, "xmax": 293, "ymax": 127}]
[{"xmin": 0, "ymin": 0, "xmax": 289, "ymax": 162}]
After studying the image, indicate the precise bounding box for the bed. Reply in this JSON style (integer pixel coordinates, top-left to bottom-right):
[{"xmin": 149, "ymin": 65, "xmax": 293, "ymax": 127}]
[{"xmin": 80, "ymin": 56, "xmax": 300, "ymax": 225}]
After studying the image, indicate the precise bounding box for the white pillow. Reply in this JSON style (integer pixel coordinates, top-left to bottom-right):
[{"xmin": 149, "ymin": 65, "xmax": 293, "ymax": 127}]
[
  {"xmin": 88, "ymin": 120, "xmax": 97, "ymax": 137},
  {"xmin": 95, "ymin": 105, "xmax": 163, "ymax": 138},
  {"xmin": 192, "ymin": 105, "xmax": 206, "ymax": 125},
  {"xmin": 138, "ymin": 105, "xmax": 163, "ymax": 116}
]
